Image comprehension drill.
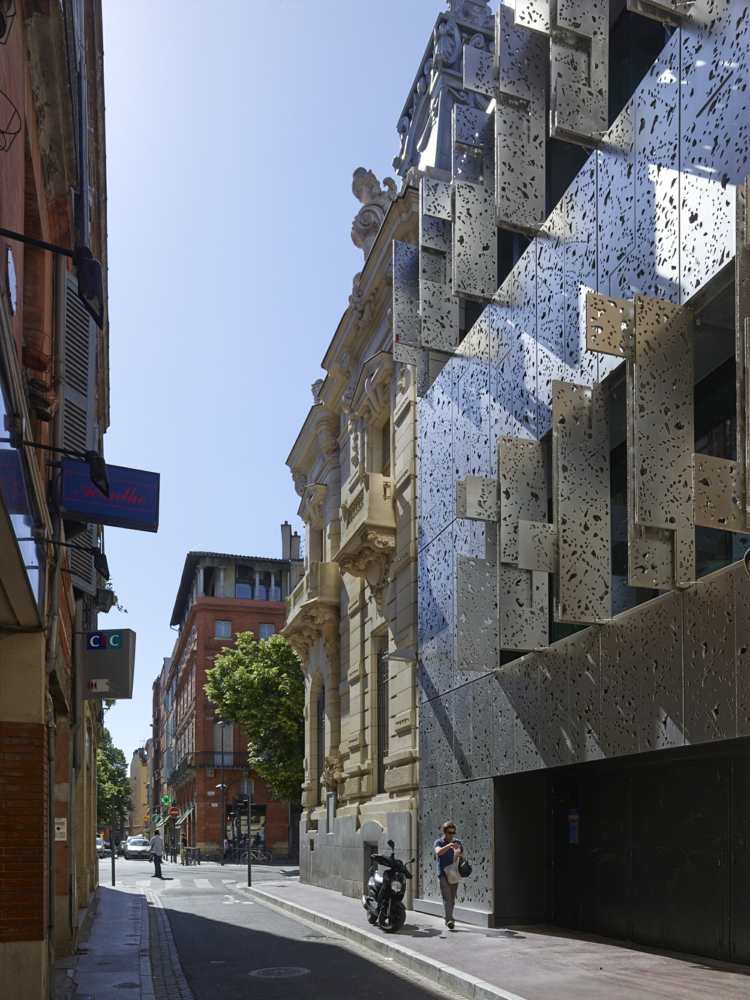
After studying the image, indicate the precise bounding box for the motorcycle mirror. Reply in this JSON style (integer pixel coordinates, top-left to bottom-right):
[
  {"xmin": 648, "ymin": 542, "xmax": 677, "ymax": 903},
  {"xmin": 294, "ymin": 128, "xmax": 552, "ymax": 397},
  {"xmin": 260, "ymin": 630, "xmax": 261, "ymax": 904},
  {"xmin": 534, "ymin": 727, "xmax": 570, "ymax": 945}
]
[{"xmin": 387, "ymin": 839, "xmax": 395, "ymax": 849}]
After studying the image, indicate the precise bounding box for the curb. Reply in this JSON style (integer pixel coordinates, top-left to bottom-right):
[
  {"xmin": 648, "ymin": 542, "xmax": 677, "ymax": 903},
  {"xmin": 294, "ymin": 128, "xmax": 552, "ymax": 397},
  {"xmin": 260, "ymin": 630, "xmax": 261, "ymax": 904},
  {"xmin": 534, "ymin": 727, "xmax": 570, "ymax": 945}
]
[{"xmin": 241, "ymin": 884, "xmax": 527, "ymax": 1000}]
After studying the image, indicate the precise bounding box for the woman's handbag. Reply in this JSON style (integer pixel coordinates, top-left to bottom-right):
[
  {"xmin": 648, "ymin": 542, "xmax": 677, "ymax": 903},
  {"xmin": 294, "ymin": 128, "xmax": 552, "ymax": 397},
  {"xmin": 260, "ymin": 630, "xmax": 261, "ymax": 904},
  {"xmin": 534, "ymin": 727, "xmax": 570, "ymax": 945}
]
[
  {"xmin": 458, "ymin": 857, "xmax": 472, "ymax": 878},
  {"xmin": 443, "ymin": 862, "xmax": 460, "ymax": 885}
]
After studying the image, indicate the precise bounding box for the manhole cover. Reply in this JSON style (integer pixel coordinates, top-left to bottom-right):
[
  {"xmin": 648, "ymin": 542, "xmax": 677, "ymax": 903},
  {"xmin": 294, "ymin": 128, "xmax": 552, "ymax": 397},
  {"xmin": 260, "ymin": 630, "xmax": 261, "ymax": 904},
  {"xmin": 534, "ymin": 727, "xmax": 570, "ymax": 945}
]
[{"xmin": 249, "ymin": 967, "xmax": 310, "ymax": 979}]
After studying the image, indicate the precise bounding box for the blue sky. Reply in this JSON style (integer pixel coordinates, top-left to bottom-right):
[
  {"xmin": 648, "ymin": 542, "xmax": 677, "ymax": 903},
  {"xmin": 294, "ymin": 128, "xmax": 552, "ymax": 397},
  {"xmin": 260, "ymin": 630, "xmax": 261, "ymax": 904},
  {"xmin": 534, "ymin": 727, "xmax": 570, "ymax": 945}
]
[{"xmin": 101, "ymin": 0, "xmax": 446, "ymax": 755}]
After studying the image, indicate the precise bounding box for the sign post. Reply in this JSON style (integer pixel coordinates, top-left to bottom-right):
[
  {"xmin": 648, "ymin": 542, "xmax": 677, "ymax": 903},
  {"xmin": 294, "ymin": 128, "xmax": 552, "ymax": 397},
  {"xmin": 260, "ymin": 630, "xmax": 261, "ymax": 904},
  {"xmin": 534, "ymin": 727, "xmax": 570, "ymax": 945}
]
[{"xmin": 111, "ymin": 805, "xmax": 116, "ymax": 887}]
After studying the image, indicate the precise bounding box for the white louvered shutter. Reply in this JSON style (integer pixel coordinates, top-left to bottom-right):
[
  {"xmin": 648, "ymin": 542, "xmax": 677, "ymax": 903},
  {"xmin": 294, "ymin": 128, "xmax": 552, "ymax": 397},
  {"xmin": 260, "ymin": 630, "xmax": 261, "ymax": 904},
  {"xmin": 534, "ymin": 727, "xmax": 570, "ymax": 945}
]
[{"xmin": 62, "ymin": 274, "xmax": 98, "ymax": 594}]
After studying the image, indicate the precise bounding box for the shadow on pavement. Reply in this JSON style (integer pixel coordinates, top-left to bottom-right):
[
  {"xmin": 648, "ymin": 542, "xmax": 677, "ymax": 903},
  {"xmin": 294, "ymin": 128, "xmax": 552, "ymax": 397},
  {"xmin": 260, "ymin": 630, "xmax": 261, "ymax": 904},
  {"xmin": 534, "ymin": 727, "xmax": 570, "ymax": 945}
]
[{"xmin": 150, "ymin": 890, "xmax": 442, "ymax": 1000}]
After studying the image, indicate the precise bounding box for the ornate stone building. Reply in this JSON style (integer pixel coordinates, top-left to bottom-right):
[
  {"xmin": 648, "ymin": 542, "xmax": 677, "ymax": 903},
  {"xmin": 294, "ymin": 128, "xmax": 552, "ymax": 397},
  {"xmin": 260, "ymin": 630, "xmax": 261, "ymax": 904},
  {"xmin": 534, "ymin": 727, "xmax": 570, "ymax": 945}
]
[
  {"xmin": 398, "ymin": 0, "xmax": 750, "ymax": 966},
  {"xmin": 284, "ymin": 169, "xmax": 420, "ymax": 897}
]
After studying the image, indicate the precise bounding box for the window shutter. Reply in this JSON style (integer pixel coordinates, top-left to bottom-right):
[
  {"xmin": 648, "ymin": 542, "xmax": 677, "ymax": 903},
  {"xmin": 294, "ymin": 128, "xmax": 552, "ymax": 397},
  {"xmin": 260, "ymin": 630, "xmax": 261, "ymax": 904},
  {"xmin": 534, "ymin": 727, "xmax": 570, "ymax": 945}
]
[
  {"xmin": 62, "ymin": 274, "xmax": 98, "ymax": 595},
  {"xmin": 62, "ymin": 273, "xmax": 97, "ymax": 454},
  {"xmin": 68, "ymin": 523, "xmax": 97, "ymax": 595}
]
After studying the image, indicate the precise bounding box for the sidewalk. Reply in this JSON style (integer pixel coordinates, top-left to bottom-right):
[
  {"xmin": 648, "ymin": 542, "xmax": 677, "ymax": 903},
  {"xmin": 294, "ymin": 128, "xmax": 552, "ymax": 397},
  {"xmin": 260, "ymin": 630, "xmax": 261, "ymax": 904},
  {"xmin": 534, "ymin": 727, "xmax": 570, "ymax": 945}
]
[
  {"xmin": 240, "ymin": 877, "xmax": 750, "ymax": 1000},
  {"xmin": 55, "ymin": 884, "xmax": 154, "ymax": 1000}
]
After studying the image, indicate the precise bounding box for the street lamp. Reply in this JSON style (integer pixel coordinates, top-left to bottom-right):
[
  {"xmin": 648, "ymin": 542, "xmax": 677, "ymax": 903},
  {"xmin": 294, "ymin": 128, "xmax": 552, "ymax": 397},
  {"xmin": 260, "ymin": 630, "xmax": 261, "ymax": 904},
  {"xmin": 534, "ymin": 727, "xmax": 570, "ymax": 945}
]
[
  {"xmin": 0, "ymin": 225, "xmax": 104, "ymax": 328},
  {"xmin": 216, "ymin": 719, "xmax": 226, "ymax": 866}
]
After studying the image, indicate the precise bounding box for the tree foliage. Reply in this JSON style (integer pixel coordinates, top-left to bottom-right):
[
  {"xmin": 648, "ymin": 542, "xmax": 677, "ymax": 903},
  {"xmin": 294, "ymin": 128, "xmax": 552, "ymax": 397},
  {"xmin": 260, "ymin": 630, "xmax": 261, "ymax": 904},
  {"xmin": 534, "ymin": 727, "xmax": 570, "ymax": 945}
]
[
  {"xmin": 204, "ymin": 632, "xmax": 304, "ymax": 802},
  {"xmin": 96, "ymin": 726, "xmax": 131, "ymax": 826}
]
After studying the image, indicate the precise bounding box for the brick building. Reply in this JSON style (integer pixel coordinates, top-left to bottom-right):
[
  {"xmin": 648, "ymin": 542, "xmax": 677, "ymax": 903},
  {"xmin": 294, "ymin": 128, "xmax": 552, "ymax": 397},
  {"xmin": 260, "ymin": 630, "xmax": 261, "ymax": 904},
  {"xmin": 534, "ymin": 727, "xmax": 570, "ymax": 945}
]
[
  {"xmin": 152, "ymin": 526, "xmax": 303, "ymax": 858},
  {"xmin": 0, "ymin": 3, "xmax": 124, "ymax": 995}
]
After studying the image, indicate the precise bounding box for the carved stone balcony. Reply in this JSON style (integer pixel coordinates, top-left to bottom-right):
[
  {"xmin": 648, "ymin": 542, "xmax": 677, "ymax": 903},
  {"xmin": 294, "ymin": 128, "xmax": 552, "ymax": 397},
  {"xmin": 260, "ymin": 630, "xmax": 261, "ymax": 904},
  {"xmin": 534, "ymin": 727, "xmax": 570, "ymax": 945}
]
[
  {"xmin": 282, "ymin": 561, "xmax": 340, "ymax": 660},
  {"xmin": 334, "ymin": 471, "xmax": 396, "ymax": 589}
]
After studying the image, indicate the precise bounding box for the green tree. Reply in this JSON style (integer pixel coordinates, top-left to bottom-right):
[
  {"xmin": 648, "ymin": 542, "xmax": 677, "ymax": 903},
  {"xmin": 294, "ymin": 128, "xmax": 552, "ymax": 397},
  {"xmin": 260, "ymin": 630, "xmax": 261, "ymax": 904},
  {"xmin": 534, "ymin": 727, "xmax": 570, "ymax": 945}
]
[
  {"xmin": 204, "ymin": 632, "xmax": 304, "ymax": 802},
  {"xmin": 96, "ymin": 726, "xmax": 131, "ymax": 826}
]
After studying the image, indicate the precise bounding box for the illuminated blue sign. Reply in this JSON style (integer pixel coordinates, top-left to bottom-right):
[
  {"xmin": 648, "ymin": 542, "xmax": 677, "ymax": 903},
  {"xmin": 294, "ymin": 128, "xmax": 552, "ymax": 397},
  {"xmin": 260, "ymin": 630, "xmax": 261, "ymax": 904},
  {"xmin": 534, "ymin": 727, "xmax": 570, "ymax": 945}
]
[{"xmin": 60, "ymin": 459, "xmax": 159, "ymax": 533}]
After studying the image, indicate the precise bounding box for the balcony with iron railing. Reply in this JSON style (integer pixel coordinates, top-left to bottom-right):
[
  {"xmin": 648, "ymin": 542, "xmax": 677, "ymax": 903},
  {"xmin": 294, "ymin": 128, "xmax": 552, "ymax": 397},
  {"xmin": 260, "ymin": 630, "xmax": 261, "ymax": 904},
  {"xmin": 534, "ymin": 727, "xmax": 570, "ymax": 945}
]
[{"xmin": 167, "ymin": 751, "xmax": 250, "ymax": 787}]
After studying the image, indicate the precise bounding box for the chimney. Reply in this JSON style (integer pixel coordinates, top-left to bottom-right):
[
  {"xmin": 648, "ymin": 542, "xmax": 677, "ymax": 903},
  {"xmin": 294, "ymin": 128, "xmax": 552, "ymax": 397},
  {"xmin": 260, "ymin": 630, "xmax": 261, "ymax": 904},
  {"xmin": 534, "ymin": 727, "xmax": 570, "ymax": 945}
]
[
  {"xmin": 281, "ymin": 520, "xmax": 292, "ymax": 560},
  {"xmin": 290, "ymin": 531, "xmax": 301, "ymax": 561}
]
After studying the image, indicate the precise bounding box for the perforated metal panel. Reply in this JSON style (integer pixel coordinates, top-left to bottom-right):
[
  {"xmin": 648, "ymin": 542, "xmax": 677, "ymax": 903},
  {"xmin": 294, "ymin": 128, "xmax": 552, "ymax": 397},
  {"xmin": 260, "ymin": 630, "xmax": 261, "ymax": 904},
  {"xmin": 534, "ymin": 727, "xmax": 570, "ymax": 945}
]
[
  {"xmin": 463, "ymin": 43, "xmax": 494, "ymax": 98},
  {"xmin": 549, "ymin": 0, "xmax": 609, "ymax": 146},
  {"xmin": 392, "ymin": 241, "xmax": 420, "ymax": 352},
  {"xmin": 553, "ymin": 381, "xmax": 611, "ymax": 622},
  {"xmin": 629, "ymin": 296, "xmax": 694, "ymax": 588},
  {"xmin": 456, "ymin": 476, "xmax": 499, "ymax": 521},
  {"xmin": 456, "ymin": 552, "xmax": 498, "ymax": 672},
  {"xmin": 516, "ymin": 0, "xmax": 550, "ymax": 33},
  {"xmin": 453, "ymin": 181, "xmax": 497, "ymax": 300},
  {"xmin": 498, "ymin": 437, "xmax": 547, "ymax": 564},
  {"xmin": 494, "ymin": 2, "xmax": 548, "ymax": 233},
  {"xmin": 585, "ymin": 292, "xmax": 634, "ymax": 359}
]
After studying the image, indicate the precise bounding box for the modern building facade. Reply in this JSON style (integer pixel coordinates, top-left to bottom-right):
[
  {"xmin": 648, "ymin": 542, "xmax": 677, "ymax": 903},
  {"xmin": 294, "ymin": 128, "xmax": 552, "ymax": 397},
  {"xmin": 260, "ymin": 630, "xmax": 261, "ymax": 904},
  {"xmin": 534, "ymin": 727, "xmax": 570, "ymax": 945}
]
[
  {"xmin": 153, "ymin": 529, "xmax": 303, "ymax": 857},
  {"xmin": 128, "ymin": 747, "xmax": 149, "ymax": 837},
  {"xmin": 284, "ymin": 170, "xmax": 420, "ymax": 898},
  {"xmin": 399, "ymin": 0, "xmax": 750, "ymax": 965},
  {"xmin": 0, "ymin": 3, "xmax": 131, "ymax": 994}
]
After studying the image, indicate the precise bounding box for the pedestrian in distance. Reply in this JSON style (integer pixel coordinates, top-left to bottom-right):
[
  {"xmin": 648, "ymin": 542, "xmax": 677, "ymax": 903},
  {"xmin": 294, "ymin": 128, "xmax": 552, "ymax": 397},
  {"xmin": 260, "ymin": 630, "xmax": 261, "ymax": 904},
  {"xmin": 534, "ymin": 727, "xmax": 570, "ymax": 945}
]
[
  {"xmin": 149, "ymin": 828, "xmax": 164, "ymax": 879},
  {"xmin": 434, "ymin": 821, "xmax": 463, "ymax": 930}
]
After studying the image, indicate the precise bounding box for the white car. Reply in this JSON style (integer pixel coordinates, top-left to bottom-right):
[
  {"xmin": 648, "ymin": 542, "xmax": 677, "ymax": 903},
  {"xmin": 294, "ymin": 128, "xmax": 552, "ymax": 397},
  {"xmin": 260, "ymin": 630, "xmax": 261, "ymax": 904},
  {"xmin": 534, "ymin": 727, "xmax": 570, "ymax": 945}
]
[
  {"xmin": 123, "ymin": 835, "xmax": 152, "ymax": 860},
  {"xmin": 96, "ymin": 836, "xmax": 106, "ymax": 858}
]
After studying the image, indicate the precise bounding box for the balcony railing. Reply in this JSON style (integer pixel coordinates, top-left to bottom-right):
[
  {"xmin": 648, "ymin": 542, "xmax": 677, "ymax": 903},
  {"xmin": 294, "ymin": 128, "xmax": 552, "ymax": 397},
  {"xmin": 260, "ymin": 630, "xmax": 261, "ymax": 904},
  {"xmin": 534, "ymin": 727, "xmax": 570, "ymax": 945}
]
[
  {"xmin": 285, "ymin": 561, "xmax": 340, "ymax": 626},
  {"xmin": 167, "ymin": 751, "xmax": 250, "ymax": 786}
]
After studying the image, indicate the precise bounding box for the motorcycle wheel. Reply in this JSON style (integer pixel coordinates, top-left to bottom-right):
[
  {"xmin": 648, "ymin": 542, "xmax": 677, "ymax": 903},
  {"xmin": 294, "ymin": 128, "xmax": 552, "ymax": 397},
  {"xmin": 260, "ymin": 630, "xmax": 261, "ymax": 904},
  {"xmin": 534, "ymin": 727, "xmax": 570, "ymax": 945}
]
[{"xmin": 383, "ymin": 903, "xmax": 406, "ymax": 933}]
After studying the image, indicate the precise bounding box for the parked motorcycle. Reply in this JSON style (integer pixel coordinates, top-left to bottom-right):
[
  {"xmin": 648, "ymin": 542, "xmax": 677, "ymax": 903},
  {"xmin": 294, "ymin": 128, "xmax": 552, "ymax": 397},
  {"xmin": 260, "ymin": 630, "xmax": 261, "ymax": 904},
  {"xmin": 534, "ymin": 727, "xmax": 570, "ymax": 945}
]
[{"xmin": 362, "ymin": 839, "xmax": 414, "ymax": 933}]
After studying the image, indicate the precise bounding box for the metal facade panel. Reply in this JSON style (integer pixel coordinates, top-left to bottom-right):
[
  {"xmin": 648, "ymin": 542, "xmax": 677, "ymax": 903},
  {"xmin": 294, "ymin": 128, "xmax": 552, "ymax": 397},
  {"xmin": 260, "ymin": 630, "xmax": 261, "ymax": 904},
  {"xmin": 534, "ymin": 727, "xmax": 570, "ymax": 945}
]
[
  {"xmin": 463, "ymin": 43, "xmax": 494, "ymax": 98},
  {"xmin": 498, "ymin": 437, "xmax": 547, "ymax": 564},
  {"xmin": 456, "ymin": 476, "xmax": 498, "ymax": 521},
  {"xmin": 679, "ymin": 0, "xmax": 746, "ymax": 301},
  {"xmin": 453, "ymin": 105, "xmax": 494, "ymax": 186},
  {"xmin": 518, "ymin": 519, "xmax": 557, "ymax": 572},
  {"xmin": 549, "ymin": 0, "xmax": 609, "ymax": 146},
  {"xmin": 421, "ymin": 177, "xmax": 453, "ymax": 223},
  {"xmin": 630, "ymin": 296, "xmax": 694, "ymax": 569},
  {"xmin": 553, "ymin": 381, "xmax": 611, "ymax": 623},
  {"xmin": 537, "ymin": 160, "xmax": 599, "ymax": 437},
  {"xmin": 420, "ymin": 277, "xmax": 459, "ymax": 351},
  {"xmin": 585, "ymin": 292, "xmax": 634, "ymax": 359},
  {"xmin": 453, "ymin": 181, "xmax": 497, "ymax": 300},
  {"xmin": 515, "ymin": 0, "xmax": 550, "ymax": 33},
  {"xmin": 392, "ymin": 241, "xmax": 420, "ymax": 350},
  {"xmin": 456, "ymin": 553, "xmax": 498, "ymax": 672},
  {"xmin": 500, "ymin": 564, "xmax": 549, "ymax": 652},
  {"xmin": 454, "ymin": 317, "xmax": 493, "ymax": 481},
  {"xmin": 694, "ymin": 455, "xmax": 745, "ymax": 532},
  {"xmin": 495, "ymin": 2, "xmax": 548, "ymax": 233},
  {"xmin": 599, "ymin": 591, "xmax": 684, "ymax": 757},
  {"xmin": 683, "ymin": 569, "xmax": 737, "ymax": 745},
  {"xmin": 737, "ymin": 180, "xmax": 750, "ymax": 527}
]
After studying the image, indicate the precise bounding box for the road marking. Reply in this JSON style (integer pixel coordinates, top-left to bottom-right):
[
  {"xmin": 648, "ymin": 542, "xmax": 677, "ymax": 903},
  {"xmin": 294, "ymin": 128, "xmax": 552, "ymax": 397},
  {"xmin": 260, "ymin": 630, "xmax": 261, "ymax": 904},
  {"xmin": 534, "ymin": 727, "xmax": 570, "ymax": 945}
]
[
  {"xmin": 194, "ymin": 879, "xmax": 212, "ymax": 888},
  {"xmin": 221, "ymin": 879, "xmax": 235, "ymax": 884}
]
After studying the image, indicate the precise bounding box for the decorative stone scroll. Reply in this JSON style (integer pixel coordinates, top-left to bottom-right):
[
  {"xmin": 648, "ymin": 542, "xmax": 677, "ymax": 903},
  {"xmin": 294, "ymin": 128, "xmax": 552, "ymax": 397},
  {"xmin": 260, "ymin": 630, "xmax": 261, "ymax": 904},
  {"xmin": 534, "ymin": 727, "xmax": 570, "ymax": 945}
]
[
  {"xmin": 585, "ymin": 291, "xmax": 695, "ymax": 590},
  {"xmin": 456, "ymin": 437, "xmax": 549, "ymax": 661},
  {"xmin": 518, "ymin": 381, "xmax": 612, "ymax": 624},
  {"xmin": 549, "ymin": 0, "xmax": 609, "ymax": 147}
]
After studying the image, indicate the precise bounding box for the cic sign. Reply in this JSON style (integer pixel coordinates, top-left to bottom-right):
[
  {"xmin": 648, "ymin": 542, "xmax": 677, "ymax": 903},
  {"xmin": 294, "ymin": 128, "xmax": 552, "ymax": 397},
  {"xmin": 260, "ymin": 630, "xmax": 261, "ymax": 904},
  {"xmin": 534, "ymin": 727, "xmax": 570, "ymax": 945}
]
[{"xmin": 82, "ymin": 628, "xmax": 136, "ymax": 700}]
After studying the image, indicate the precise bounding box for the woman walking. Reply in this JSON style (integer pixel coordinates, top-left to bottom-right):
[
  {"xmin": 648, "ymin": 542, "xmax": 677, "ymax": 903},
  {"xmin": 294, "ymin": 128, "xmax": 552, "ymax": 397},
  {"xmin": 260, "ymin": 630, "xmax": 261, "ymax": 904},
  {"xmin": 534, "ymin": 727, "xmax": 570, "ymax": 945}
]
[{"xmin": 434, "ymin": 821, "xmax": 463, "ymax": 930}]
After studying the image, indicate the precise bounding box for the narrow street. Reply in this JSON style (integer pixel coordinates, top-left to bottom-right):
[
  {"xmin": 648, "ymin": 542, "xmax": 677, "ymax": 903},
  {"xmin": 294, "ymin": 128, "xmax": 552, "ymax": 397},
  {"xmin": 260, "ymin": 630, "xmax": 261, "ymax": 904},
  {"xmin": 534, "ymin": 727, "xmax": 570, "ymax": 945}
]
[{"xmin": 101, "ymin": 859, "xmax": 442, "ymax": 1000}]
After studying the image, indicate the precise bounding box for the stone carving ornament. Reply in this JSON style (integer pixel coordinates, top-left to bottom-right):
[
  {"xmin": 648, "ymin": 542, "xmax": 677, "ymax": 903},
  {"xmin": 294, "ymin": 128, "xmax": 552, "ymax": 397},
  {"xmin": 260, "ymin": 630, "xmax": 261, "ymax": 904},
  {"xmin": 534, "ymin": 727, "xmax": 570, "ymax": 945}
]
[{"xmin": 351, "ymin": 168, "xmax": 397, "ymax": 259}]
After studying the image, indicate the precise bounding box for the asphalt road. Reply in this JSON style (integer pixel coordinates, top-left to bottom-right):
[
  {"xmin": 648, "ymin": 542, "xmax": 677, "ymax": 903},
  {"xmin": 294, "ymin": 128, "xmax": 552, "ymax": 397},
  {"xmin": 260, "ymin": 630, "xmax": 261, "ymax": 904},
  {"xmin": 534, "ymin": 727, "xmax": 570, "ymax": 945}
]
[{"xmin": 102, "ymin": 858, "xmax": 442, "ymax": 999}]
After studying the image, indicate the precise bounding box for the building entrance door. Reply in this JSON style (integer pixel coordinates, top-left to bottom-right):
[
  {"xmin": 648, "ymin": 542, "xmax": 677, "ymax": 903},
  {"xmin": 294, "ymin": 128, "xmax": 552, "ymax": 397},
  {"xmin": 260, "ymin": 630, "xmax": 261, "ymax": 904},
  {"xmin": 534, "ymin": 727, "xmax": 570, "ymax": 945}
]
[{"xmin": 494, "ymin": 737, "xmax": 750, "ymax": 963}]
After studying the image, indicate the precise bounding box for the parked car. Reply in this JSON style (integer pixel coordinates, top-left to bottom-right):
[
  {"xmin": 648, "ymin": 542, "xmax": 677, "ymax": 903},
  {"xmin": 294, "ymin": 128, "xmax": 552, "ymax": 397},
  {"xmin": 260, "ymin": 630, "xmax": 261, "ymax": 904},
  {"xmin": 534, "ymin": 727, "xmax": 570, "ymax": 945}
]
[
  {"xmin": 123, "ymin": 835, "xmax": 152, "ymax": 860},
  {"xmin": 96, "ymin": 836, "xmax": 106, "ymax": 858}
]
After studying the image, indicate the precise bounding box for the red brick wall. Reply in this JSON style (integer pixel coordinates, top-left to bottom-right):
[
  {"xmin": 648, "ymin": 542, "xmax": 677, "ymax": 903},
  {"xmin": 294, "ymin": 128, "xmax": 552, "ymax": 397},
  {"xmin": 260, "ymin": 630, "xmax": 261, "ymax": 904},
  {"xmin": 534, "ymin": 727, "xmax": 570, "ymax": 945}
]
[
  {"xmin": 169, "ymin": 597, "xmax": 292, "ymax": 853},
  {"xmin": 0, "ymin": 723, "xmax": 48, "ymax": 942}
]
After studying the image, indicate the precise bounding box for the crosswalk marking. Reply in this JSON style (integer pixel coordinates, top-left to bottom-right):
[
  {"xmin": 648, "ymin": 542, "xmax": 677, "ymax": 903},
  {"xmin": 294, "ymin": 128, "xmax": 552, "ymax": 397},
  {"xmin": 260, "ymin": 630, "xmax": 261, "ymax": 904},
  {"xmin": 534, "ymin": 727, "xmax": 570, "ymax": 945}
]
[{"xmin": 194, "ymin": 878, "xmax": 212, "ymax": 888}]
